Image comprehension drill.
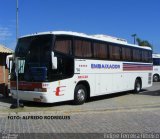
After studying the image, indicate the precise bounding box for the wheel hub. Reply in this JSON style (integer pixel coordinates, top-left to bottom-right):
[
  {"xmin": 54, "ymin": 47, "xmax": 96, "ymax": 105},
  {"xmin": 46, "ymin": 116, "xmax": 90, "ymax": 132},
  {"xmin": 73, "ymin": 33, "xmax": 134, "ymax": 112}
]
[{"xmin": 77, "ymin": 89, "xmax": 85, "ymax": 101}]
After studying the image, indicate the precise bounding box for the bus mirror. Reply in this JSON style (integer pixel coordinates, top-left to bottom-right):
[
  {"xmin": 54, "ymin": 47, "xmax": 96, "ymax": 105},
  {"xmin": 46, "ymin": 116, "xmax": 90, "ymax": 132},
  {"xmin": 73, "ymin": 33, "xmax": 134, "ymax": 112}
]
[{"xmin": 51, "ymin": 52, "xmax": 57, "ymax": 69}]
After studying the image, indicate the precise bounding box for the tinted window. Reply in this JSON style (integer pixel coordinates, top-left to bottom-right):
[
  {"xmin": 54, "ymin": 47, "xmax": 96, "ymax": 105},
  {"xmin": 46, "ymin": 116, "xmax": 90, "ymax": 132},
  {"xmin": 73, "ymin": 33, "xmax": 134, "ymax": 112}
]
[
  {"xmin": 55, "ymin": 37, "xmax": 72, "ymax": 55},
  {"xmin": 109, "ymin": 45, "xmax": 121, "ymax": 60},
  {"xmin": 153, "ymin": 58, "xmax": 160, "ymax": 65},
  {"xmin": 142, "ymin": 50, "xmax": 152, "ymax": 63},
  {"xmin": 148, "ymin": 51, "xmax": 152, "ymax": 63},
  {"xmin": 93, "ymin": 42, "xmax": 108, "ymax": 59},
  {"xmin": 122, "ymin": 47, "xmax": 132, "ymax": 61},
  {"xmin": 74, "ymin": 39, "xmax": 92, "ymax": 58},
  {"xmin": 133, "ymin": 49, "xmax": 141, "ymax": 61}
]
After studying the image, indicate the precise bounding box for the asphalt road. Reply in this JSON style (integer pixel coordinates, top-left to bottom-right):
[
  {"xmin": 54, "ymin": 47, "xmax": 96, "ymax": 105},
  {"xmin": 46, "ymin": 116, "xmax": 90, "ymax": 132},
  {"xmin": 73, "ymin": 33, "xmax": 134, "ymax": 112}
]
[{"xmin": 0, "ymin": 82, "xmax": 160, "ymax": 139}]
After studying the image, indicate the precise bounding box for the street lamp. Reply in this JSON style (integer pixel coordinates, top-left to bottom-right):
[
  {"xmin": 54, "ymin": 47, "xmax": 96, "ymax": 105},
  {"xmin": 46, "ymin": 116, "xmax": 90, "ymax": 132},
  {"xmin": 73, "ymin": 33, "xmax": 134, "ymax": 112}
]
[{"xmin": 131, "ymin": 34, "xmax": 137, "ymax": 44}]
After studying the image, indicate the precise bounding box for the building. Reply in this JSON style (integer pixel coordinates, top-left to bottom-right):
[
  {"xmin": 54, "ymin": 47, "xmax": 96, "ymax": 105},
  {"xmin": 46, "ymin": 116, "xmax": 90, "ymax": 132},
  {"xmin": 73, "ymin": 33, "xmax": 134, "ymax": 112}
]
[{"xmin": 0, "ymin": 44, "xmax": 13, "ymax": 96}]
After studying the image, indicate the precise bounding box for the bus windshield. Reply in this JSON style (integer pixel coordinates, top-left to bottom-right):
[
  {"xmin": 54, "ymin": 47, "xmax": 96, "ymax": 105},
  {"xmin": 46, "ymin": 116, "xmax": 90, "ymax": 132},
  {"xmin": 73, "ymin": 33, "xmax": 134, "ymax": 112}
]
[
  {"xmin": 12, "ymin": 34, "xmax": 53, "ymax": 82},
  {"xmin": 15, "ymin": 34, "xmax": 53, "ymax": 65},
  {"xmin": 11, "ymin": 34, "xmax": 74, "ymax": 82}
]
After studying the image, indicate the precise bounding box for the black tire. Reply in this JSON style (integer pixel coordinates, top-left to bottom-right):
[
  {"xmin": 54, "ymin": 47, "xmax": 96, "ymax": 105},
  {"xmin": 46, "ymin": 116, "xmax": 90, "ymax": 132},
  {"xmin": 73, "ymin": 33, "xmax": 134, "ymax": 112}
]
[
  {"xmin": 134, "ymin": 79, "xmax": 141, "ymax": 94},
  {"xmin": 153, "ymin": 74, "xmax": 159, "ymax": 82},
  {"xmin": 74, "ymin": 84, "xmax": 87, "ymax": 105}
]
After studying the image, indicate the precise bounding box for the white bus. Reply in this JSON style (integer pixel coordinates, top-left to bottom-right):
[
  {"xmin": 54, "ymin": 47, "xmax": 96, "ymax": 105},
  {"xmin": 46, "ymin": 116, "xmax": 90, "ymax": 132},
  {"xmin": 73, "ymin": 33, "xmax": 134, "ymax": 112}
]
[
  {"xmin": 10, "ymin": 31, "xmax": 153, "ymax": 104},
  {"xmin": 153, "ymin": 54, "xmax": 160, "ymax": 82}
]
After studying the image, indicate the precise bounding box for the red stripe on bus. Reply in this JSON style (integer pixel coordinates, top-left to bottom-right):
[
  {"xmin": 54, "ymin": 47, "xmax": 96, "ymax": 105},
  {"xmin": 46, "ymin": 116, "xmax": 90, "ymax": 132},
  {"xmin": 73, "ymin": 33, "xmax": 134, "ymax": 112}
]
[
  {"xmin": 123, "ymin": 63, "xmax": 153, "ymax": 71},
  {"xmin": 10, "ymin": 81, "xmax": 42, "ymax": 91}
]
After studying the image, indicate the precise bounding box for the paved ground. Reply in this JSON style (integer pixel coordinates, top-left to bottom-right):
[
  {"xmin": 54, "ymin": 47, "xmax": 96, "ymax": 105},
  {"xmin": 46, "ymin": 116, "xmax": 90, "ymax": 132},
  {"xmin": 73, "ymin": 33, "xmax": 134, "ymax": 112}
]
[
  {"xmin": 0, "ymin": 82, "xmax": 160, "ymax": 139},
  {"xmin": 0, "ymin": 82, "xmax": 160, "ymax": 113}
]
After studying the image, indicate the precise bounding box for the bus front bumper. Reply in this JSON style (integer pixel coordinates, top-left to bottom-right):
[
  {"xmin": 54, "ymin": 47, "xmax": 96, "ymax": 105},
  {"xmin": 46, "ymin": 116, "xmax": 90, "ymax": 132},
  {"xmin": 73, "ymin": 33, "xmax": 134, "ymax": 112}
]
[{"xmin": 10, "ymin": 90, "xmax": 52, "ymax": 103}]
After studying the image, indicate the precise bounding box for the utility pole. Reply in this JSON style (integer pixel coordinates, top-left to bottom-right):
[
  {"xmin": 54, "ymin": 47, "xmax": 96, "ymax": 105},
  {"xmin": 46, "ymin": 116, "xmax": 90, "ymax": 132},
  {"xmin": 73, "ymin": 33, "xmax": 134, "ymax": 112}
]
[
  {"xmin": 16, "ymin": 0, "xmax": 18, "ymax": 42},
  {"xmin": 10, "ymin": 0, "xmax": 23, "ymax": 109},
  {"xmin": 16, "ymin": 0, "xmax": 19, "ymax": 108}
]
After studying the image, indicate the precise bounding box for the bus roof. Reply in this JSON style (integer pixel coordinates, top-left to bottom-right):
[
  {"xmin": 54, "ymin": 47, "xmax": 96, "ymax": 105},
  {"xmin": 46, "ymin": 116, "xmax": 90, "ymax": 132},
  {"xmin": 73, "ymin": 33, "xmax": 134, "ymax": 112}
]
[
  {"xmin": 153, "ymin": 54, "xmax": 160, "ymax": 58},
  {"xmin": 20, "ymin": 31, "xmax": 152, "ymax": 50}
]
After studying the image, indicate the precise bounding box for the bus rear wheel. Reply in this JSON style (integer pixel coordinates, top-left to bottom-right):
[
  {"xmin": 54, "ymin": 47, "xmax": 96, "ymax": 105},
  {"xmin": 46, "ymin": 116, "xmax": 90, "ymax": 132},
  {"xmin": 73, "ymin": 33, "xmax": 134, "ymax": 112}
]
[
  {"xmin": 74, "ymin": 84, "xmax": 87, "ymax": 105},
  {"xmin": 134, "ymin": 79, "xmax": 141, "ymax": 93},
  {"xmin": 153, "ymin": 74, "xmax": 159, "ymax": 82}
]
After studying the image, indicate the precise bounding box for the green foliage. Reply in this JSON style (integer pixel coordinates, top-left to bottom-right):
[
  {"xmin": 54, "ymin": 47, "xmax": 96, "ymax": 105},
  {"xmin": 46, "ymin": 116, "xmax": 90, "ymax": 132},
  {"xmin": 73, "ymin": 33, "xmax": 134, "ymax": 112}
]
[{"xmin": 136, "ymin": 37, "xmax": 153, "ymax": 48}]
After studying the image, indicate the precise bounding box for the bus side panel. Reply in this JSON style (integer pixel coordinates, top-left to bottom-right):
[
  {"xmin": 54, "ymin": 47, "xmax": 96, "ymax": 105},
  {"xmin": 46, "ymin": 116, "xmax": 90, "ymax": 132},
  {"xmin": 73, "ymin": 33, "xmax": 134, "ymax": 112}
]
[
  {"xmin": 47, "ymin": 78, "xmax": 76, "ymax": 103},
  {"xmin": 95, "ymin": 74, "xmax": 113, "ymax": 95},
  {"xmin": 122, "ymin": 71, "xmax": 152, "ymax": 90},
  {"xmin": 46, "ymin": 74, "xmax": 96, "ymax": 103},
  {"xmin": 153, "ymin": 66, "xmax": 160, "ymax": 77}
]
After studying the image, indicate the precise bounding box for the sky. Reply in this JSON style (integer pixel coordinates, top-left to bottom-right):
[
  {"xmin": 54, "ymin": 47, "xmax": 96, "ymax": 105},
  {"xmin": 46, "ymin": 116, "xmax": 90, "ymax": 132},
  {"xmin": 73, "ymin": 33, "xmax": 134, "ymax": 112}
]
[{"xmin": 0, "ymin": 0, "xmax": 160, "ymax": 53}]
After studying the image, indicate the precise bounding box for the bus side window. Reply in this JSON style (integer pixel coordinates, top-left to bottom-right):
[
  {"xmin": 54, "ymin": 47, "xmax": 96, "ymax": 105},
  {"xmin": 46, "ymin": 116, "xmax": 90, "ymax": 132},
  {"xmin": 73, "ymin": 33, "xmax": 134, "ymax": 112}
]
[
  {"xmin": 122, "ymin": 47, "xmax": 132, "ymax": 61},
  {"xmin": 74, "ymin": 39, "xmax": 92, "ymax": 58},
  {"xmin": 57, "ymin": 56, "xmax": 74, "ymax": 77},
  {"xmin": 93, "ymin": 42, "xmax": 108, "ymax": 59},
  {"xmin": 109, "ymin": 45, "xmax": 121, "ymax": 60},
  {"xmin": 54, "ymin": 38, "xmax": 72, "ymax": 55},
  {"xmin": 142, "ymin": 50, "xmax": 149, "ymax": 63},
  {"xmin": 133, "ymin": 49, "xmax": 141, "ymax": 62}
]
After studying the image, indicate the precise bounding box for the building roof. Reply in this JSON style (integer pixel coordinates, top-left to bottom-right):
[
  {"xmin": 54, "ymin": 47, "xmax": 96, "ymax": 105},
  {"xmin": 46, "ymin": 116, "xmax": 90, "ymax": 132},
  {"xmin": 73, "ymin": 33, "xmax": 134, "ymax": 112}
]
[{"xmin": 0, "ymin": 44, "xmax": 14, "ymax": 54}]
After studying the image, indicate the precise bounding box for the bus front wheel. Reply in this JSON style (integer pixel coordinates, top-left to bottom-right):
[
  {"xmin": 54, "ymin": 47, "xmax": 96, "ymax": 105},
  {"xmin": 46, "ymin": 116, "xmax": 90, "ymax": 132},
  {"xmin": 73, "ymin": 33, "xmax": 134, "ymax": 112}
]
[
  {"xmin": 74, "ymin": 84, "xmax": 87, "ymax": 105},
  {"xmin": 134, "ymin": 79, "xmax": 141, "ymax": 93}
]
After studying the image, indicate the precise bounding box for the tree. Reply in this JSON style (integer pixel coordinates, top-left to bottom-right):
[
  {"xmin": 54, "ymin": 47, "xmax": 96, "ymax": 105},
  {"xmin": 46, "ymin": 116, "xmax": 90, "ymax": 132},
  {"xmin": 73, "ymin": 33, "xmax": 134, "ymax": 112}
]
[{"xmin": 136, "ymin": 37, "xmax": 153, "ymax": 48}]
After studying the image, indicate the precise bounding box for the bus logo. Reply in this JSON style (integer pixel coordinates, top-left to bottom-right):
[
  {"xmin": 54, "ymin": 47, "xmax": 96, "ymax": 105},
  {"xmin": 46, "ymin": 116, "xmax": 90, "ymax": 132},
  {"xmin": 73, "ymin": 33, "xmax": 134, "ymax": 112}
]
[
  {"xmin": 54, "ymin": 86, "xmax": 66, "ymax": 96},
  {"xmin": 91, "ymin": 64, "xmax": 120, "ymax": 69}
]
